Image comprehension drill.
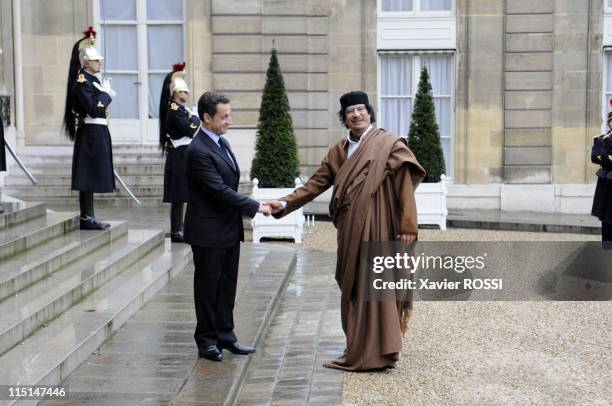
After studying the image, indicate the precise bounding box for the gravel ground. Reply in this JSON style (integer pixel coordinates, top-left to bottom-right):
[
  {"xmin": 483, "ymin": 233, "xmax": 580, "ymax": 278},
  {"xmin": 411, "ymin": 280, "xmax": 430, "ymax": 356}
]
[{"xmin": 250, "ymin": 223, "xmax": 610, "ymax": 405}]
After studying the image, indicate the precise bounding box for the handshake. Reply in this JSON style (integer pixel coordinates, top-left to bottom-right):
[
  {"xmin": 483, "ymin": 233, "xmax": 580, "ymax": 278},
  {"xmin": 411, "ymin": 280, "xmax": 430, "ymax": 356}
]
[{"xmin": 256, "ymin": 200, "xmax": 284, "ymax": 216}]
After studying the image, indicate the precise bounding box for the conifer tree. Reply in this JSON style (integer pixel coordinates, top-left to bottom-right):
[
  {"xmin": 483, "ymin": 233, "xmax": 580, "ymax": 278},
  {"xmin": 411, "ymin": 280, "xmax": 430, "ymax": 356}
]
[
  {"xmin": 250, "ymin": 49, "xmax": 299, "ymax": 187},
  {"xmin": 408, "ymin": 67, "xmax": 446, "ymax": 183}
]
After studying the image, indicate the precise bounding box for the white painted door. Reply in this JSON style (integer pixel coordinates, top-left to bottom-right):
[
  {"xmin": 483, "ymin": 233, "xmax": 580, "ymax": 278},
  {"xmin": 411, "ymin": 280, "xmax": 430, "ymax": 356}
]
[{"xmin": 94, "ymin": 0, "xmax": 185, "ymax": 144}]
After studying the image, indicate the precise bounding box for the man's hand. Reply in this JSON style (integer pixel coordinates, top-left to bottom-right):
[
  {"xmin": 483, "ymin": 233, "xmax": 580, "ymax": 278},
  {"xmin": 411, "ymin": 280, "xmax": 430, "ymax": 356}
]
[
  {"xmin": 265, "ymin": 200, "xmax": 284, "ymax": 214},
  {"xmin": 396, "ymin": 233, "xmax": 417, "ymax": 242},
  {"xmin": 93, "ymin": 79, "xmax": 117, "ymax": 97},
  {"xmin": 258, "ymin": 202, "xmax": 271, "ymax": 216}
]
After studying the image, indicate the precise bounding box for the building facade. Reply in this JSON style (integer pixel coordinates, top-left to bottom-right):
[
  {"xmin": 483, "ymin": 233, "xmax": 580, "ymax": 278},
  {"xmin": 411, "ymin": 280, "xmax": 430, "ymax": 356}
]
[{"xmin": 0, "ymin": 0, "xmax": 608, "ymax": 212}]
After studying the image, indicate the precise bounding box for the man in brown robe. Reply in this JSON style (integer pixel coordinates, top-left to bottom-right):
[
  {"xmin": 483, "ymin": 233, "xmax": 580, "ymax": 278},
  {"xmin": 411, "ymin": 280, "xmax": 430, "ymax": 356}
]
[{"xmin": 267, "ymin": 91, "xmax": 426, "ymax": 371}]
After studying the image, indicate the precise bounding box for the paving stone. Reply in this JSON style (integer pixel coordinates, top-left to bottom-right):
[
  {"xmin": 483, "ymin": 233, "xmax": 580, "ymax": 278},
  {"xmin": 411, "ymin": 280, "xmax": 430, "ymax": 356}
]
[{"xmin": 234, "ymin": 250, "xmax": 344, "ymax": 405}]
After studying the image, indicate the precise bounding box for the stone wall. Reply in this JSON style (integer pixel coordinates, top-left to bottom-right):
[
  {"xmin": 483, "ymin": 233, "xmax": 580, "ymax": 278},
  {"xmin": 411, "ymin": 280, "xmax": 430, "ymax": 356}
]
[
  {"xmin": 209, "ymin": 0, "xmax": 375, "ymax": 175},
  {"xmin": 551, "ymin": 0, "xmax": 602, "ymax": 185},
  {"xmin": 455, "ymin": 0, "xmax": 602, "ymax": 185},
  {"xmin": 455, "ymin": 0, "xmax": 504, "ymax": 184},
  {"xmin": 7, "ymin": 0, "xmax": 603, "ymax": 187},
  {"xmin": 20, "ymin": 0, "xmax": 89, "ymax": 145}
]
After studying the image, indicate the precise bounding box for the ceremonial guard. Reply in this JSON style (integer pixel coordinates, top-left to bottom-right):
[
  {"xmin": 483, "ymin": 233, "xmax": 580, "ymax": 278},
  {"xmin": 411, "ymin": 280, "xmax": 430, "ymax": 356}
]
[
  {"xmin": 63, "ymin": 27, "xmax": 116, "ymax": 230},
  {"xmin": 159, "ymin": 63, "xmax": 200, "ymax": 242},
  {"xmin": 591, "ymin": 111, "xmax": 612, "ymax": 249}
]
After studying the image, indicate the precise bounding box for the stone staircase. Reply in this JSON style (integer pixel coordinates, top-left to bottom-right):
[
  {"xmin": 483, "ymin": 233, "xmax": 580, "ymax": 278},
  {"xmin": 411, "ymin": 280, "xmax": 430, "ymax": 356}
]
[
  {"xmin": 3, "ymin": 145, "xmax": 253, "ymax": 208},
  {"xmin": 0, "ymin": 199, "xmax": 192, "ymax": 406}
]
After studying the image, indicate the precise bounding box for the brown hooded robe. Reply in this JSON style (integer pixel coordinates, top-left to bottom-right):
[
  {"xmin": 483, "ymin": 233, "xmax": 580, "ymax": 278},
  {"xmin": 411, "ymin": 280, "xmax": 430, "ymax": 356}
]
[{"xmin": 276, "ymin": 129, "xmax": 425, "ymax": 371}]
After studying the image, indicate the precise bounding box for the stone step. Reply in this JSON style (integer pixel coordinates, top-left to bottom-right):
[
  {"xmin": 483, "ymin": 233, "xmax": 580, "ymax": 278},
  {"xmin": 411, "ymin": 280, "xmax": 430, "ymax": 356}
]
[
  {"xmin": 0, "ymin": 201, "xmax": 47, "ymax": 230},
  {"xmin": 0, "ymin": 211, "xmax": 78, "ymax": 261},
  {"xmin": 2, "ymin": 186, "xmax": 167, "ymax": 199},
  {"xmin": 39, "ymin": 244, "xmax": 296, "ymax": 405},
  {"xmin": 0, "ymin": 221, "xmax": 128, "ymax": 303},
  {"xmin": 24, "ymin": 163, "xmax": 166, "ymax": 176},
  {"xmin": 5, "ymin": 174, "xmax": 165, "ymax": 187},
  {"xmin": 0, "ymin": 228, "xmax": 163, "ymax": 357},
  {"xmin": 4, "ymin": 184, "xmax": 253, "ymax": 202},
  {"xmin": 16, "ymin": 155, "xmax": 165, "ymax": 166},
  {"xmin": 41, "ymin": 197, "xmax": 166, "ymax": 209},
  {"xmin": 18, "ymin": 145, "xmax": 162, "ymax": 156},
  {"xmin": 447, "ymin": 209, "xmax": 601, "ymax": 235},
  {"xmin": 0, "ymin": 239, "xmax": 193, "ymax": 405}
]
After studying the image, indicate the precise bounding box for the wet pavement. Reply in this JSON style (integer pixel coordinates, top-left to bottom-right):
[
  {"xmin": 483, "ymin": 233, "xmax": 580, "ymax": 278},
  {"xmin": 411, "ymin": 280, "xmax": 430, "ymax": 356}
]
[
  {"xmin": 234, "ymin": 249, "xmax": 344, "ymax": 406},
  {"xmin": 38, "ymin": 245, "xmax": 345, "ymax": 406},
  {"xmin": 447, "ymin": 208, "xmax": 600, "ymax": 234},
  {"xmin": 40, "ymin": 243, "xmax": 297, "ymax": 406}
]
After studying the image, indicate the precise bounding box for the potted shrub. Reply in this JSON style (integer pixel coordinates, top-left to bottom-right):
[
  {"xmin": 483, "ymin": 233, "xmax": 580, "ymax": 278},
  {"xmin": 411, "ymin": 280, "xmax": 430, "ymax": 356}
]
[
  {"xmin": 408, "ymin": 66, "xmax": 448, "ymax": 229},
  {"xmin": 250, "ymin": 49, "xmax": 304, "ymax": 242}
]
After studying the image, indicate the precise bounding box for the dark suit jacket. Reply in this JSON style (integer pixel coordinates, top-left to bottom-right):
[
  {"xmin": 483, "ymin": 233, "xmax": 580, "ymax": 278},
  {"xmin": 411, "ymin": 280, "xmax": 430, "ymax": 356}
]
[{"xmin": 184, "ymin": 129, "xmax": 260, "ymax": 248}]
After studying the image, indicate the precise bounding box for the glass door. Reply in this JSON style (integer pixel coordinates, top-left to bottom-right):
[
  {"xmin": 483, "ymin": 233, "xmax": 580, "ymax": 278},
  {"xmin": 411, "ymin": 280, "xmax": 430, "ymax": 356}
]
[{"xmin": 95, "ymin": 0, "xmax": 185, "ymax": 144}]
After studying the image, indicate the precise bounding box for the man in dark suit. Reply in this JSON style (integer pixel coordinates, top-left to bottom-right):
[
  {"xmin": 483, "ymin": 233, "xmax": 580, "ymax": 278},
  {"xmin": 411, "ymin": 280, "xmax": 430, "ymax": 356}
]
[{"xmin": 184, "ymin": 91, "xmax": 270, "ymax": 361}]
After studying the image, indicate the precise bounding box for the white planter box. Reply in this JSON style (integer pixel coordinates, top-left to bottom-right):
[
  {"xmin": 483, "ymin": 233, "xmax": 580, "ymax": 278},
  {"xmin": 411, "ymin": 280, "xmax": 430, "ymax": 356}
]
[
  {"xmin": 251, "ymin": 178, "xmax": 305, "ymax": 243},
  {"xmin": 415, "ymin": 175, "xmax": 448, "ymax": 230}
]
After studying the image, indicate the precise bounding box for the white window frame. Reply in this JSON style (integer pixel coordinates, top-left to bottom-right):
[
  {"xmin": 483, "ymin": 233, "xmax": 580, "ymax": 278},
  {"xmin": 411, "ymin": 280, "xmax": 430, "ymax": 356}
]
[
  {"xmin": 603, "ymin": 49, "xmax": 612, "ymax": 133},
  {"xmin": 93, "ymin": 0, "xmax": 187, "ymax": 144},
  {"xmin": 377, "ymin": 0, "xmax": 455, "ymax": 17},
  {"xmin": 377, "ymin": 52, "xmax": 455, "ymax": 178},
  {"xmin": 605, "ymin": 0, "xmax": 612, "ymax": 14}
]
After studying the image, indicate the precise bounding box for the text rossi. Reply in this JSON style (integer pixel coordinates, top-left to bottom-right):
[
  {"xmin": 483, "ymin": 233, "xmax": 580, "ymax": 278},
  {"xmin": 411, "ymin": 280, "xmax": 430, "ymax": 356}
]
[{"xmin": 373, "ymin": 278, "xmax": 503, "ymax": 290}]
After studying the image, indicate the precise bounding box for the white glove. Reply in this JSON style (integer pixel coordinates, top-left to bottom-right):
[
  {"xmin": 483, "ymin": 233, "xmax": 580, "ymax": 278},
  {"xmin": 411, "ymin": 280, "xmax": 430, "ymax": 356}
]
[
  {"xmin": 191, "ymin": 103, "xmax": 198, "ymax": 116},
  {"xmin": 93, "ymin": 78, "xmax": 117, "ymax": 97}
]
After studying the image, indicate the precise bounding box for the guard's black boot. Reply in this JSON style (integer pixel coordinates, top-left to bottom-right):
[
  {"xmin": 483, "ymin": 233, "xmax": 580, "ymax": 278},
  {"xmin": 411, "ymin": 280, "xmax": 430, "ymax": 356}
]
[
  {"xmin": 80, "ymin": 192, "xmax": 109, "ymax": 230},
  {"xmin": 170, "ymin": 203, "xmax": 184, "ymax": 243},
  {"xmin": 80, "ymin": 215, "xmax": 108, "ymax": 230},
  {"xmin": 603, "ymin": 222, "xmax": 612, "ymax": 249},
  {"xmin": 170, "ymin": 231, "xmax": 184, "ymax": 243}
]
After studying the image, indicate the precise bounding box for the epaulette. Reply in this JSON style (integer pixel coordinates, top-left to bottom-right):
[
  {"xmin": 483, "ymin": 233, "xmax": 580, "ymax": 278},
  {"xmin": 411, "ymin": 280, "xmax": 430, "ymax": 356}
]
[
  {"xmin": 190, "ymin": 123, "xmax": 197, "ymax": 129},
  {"xmin": 170, "ymin": 102, "xmax": 179, "ymax": 111},
  {"xmin": 76, "ymin": 74, "xmax": 86, "ymax": 83}
]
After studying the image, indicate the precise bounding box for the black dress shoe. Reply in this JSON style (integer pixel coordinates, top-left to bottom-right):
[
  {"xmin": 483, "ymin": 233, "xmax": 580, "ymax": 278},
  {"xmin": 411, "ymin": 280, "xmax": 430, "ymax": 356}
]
[
  {"xmin": 219, "ymin": 341, "xmax": 255, "ymax": 355},
  {"xmin": 80, "ymin": 216, "xmax": 109, "ymax": 230},
  {"xmin": 198, "ymin": 345, "xmax": 223, "ymax": 361}
]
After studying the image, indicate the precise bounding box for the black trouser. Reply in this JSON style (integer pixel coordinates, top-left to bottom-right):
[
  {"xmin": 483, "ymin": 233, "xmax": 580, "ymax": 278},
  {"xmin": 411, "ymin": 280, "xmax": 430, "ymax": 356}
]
[
  {"xmin": 602, "ymin": 221, "xmax": 612, "ymax": 249},
  {"xmin": 79, "ymin": 191, "xmax": 94, "ymax": 218},
  {"xmin": 170, "ymin": 203, "xmax": 184, "ymax": 234},
  {"xmin": 191, "ymin": 243, "xmax": 240, "ymax": 349}
]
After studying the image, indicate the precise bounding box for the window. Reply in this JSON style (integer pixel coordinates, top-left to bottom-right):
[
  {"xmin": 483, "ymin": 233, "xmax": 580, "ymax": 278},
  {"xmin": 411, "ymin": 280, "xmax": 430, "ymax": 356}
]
[
  {"xmin": 97, "ymin": 0, "xmax": 185, "ymax": 120},
  {"xmin": 380, "ymin": 0, "xmax": 452, "ymax": 12},
  {"xmin": 604, "ymin": 51, "xmax": 612, "ymax": 130},
  {"xmin": 379, "ymin": 53, "xmax": 454, "ymax": 176}
]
